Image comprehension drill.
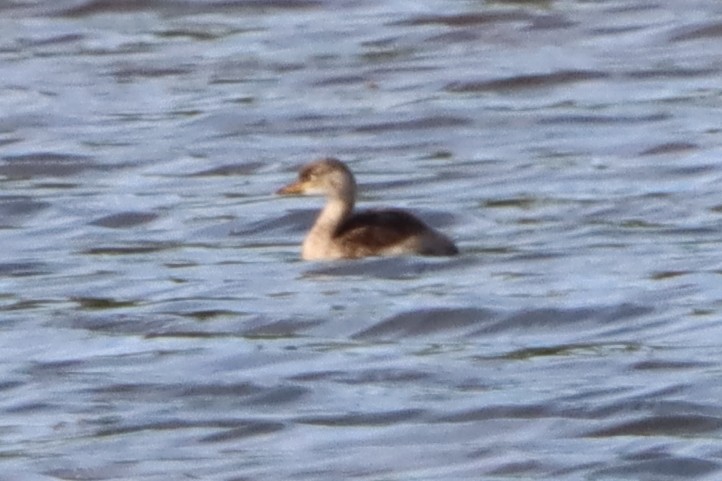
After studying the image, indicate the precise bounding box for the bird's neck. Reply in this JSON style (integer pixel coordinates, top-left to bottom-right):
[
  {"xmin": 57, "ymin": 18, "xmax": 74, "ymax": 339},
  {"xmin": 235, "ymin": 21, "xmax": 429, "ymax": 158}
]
[
  {"xmin": 302, "ymin": 192, "xmax": 355, "ymax": 260},
  {"xmin": 312, "ymin": 195, "xmax": 354, "ymax": 234}
]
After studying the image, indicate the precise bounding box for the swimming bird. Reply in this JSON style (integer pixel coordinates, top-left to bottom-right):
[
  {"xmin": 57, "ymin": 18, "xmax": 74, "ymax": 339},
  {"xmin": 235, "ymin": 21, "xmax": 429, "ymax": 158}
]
[{"xmin": 277, "ymin": 158, "xmax": 458, "ymax": 260}]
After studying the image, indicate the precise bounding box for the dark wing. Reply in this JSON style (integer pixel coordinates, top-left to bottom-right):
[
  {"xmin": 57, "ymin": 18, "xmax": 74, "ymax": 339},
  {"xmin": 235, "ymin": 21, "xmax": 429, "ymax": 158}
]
[{"xmin": 333, "ymin": 209, "xmax": 429, "ymax": 253}]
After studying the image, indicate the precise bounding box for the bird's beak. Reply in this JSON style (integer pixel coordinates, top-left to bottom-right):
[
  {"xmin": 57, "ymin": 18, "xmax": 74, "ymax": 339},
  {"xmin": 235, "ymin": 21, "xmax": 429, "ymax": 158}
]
[{"xmin": 277, "ymin": 180, "xmax": 305, "ymax": 195}]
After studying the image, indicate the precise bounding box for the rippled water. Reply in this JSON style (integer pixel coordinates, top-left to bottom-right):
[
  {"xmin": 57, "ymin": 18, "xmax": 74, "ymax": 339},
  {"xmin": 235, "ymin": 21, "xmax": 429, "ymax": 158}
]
[{"xmin": 2, "ymin": 0, "xmax": 722, "ymax": 479}]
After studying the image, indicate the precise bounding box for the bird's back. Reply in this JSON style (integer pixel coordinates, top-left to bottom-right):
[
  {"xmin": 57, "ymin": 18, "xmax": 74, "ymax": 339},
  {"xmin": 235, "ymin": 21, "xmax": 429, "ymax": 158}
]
[{"xmin": 333, "ymin": 209, "xmax": 457, "ymax": 258}]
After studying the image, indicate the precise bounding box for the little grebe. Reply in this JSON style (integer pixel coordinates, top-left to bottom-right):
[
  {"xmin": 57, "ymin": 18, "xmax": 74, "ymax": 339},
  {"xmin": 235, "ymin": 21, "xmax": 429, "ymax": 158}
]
[{"xmin": 277, "ymin": 158, "xmax": 458, "ymax": 260}]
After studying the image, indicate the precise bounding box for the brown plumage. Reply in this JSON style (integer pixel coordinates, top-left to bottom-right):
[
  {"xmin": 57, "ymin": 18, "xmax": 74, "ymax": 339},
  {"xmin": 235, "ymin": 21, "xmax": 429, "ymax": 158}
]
[{"xmin": 277, "ymin": 158, "xmax": 458, "ymax": 260}]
